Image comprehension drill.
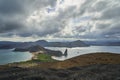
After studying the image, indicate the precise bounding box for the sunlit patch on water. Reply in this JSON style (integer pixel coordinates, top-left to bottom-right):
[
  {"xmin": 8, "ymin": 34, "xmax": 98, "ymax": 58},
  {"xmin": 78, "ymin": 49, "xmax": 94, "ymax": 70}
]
[{"xmin": 47, "ymin": 46, "xmax": 120, "ymax": 61}]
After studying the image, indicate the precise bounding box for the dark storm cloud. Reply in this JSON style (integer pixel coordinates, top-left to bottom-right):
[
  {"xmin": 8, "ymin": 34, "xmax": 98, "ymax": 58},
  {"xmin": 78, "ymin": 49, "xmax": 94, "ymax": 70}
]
[
  {"xmin": 97, "ymin": 24, "xmax": 110, "ymax": 30},
  {"xmin": 0, "ymin": 16, "xmax": 24, "ymax": 33},
  {"xmin": 0, "ymin": 0, "xmax": 57, "ymax": 15},
  {"xmin": 0, "ymin": 21, "xmax": 22, "ymax": 33},
  {"xmin": 0, "ymin": 0, "xmax": 24, "ymax": 15},
  {"xmin": 104, "ymin": 23, "xmax": 120, "ymax": 35},
  {"xmin": 0, "ymin": 0, "xmax": 57, "ymax": 37},
  {"xmin": 23, "ymin": 5, "xmax": 77, "ymax": 38},
  {"xmin": 100, "ymin": 6, "xmax": 120, "ymax": 20},
  {"xmin": 0, "ymin": 0, "xmax": 120, "ymax": 39},
  {"xmin": 73, "ymin": 0, "xmax": 120, "ymax": 39},
  {"xmin": 17, "ymin": 20, "xmax": 63, "ymax": 37},
  {"xmin": 57, "ymin": 6, "xmax": 77, "ymax": 19},
  {"xmin": 43, "ymin": 0, "xmax": 120, "ymax": 39}
]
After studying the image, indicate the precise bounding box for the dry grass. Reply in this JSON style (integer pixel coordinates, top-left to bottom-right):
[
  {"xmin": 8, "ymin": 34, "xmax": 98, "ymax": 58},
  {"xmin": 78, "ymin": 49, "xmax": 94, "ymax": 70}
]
[
  {"xmin": 1, "ymin": 52, "xmax": 120, "ymax": 69},
  {"xmin": 34, "ymin": 52, "xmax": 120, "ymax": 69}
]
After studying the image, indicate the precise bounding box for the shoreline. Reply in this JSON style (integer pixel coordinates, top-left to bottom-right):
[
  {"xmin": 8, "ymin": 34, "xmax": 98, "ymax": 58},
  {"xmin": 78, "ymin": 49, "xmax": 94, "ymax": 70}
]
[
  {"xmin": 30, "ymin": 52, "xmax": 39, "ymax": 60},
  {"xmin": 0, "ymin": 52, "xmax": 119, "ymax": 69}
]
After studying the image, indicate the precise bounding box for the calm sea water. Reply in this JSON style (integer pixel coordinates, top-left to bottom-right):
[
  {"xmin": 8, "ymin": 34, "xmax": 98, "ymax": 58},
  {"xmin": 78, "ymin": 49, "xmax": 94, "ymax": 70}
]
[
  {"xmin": 0, "ymin": 46, "xmax": 120, "ymax": 65},
  {"xmin": 46, "ymin": 46, "xmax": 120, "ymax": 61},
  {"xmin": 0, "ymin": 49, "xmax": 32, "ymax": 65}
]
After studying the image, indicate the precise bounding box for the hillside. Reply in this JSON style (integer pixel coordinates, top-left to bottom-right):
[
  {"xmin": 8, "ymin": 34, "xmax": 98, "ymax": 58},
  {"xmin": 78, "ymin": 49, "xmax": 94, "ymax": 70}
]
[
  {"xmin": 0, "ymin": 40, "xmax": 89, "ymax": 49},
  {"xmin": 14, "ymin": 45, "xmax": 63, "ymax": 57},
  {"xmin": 34, "ymin": 52, "xmax": 120, "ymax": 69},
  {"xmin": 1, "ymin": 40, "xmax": 120, "ymax": 49},
  {"xmin": 0, "ymin": 52, "xmax": 120, "ymax": 80},
  {"xmin": 0, "ymin": 64, "xmax": 120, "ymax": 80},
  {"xmin": 2, "ymin": 52, "xmax": 120, "ymax": 69}
]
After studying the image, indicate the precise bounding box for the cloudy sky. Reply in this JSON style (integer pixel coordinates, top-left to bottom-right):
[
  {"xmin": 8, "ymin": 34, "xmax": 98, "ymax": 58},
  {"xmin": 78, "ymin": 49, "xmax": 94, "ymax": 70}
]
[{"xmin": 0, "ymin": 0, "xmax": 120, "ymax": 41}]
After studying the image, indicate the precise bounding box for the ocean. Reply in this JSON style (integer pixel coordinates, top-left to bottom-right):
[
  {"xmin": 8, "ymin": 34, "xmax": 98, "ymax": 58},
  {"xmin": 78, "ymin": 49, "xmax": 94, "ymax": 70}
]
[
  {"xmin": 0, "ymin": 49, "xmax": 32, "ymax": 65},
  {"xmin": 46, "ymin": 46, "xmax": 120, "ymax": 61}
]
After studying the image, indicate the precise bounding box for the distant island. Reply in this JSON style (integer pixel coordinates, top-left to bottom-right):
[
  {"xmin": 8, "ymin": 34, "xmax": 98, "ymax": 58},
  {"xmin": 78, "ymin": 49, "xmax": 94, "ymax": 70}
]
[
  {"xmin": 0, "ymin": 40, "xmax": 120, "ymax": 50},
  {"xmin": 0, "ymin": 40, "xmax": 89, "ymax": 49},
  {"xmin": 13, "ymin": 45, "xmax": 63, "ymax": 57}
]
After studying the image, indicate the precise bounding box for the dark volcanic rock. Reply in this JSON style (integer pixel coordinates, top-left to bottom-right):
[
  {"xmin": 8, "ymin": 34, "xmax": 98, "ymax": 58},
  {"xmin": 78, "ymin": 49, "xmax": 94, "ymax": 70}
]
[
  {"xmin": 0, "ymin": 64, "xmax": 120, "ymax": 80},
  {"xmin": 28, "ymin": 45, "xmax": 45, "ymax": 52},
  {"xmin": 13, "ymin": 48, "xmax": 28, "ymax": 52},
  {"xmin": 46, "ymin": 49, "xmax": 63, "ymax": 57},
  {"xmin": 13, "ymin": 45, "xmax": 63, "ymax": 57},
  {"xmin": 13, "ymin": 45, "xmax": 46, "ymax": 52}
]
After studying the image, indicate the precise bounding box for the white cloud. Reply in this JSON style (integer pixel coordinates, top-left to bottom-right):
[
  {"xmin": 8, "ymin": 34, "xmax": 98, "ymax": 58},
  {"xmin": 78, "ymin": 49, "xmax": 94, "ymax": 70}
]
[{"xmin": 0, "ymin": 0, "xmax": 120, "ymax": 40}]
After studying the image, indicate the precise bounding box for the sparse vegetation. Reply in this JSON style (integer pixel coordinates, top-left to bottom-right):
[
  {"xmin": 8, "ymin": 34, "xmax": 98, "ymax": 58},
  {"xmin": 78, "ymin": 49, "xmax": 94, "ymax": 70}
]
[
  {"xmin": 37, "ymin": 54, "xmax": 55, "ymax": 62},
  {"xmin": 0, "ymin": 52, "xmax": 120, "ymax": 80},
  {"xmin": 3, "ymin": 52, "xmax": 120, "ymax": 69},
  {"xmin": 0, "ymin": 64, "xmax": 120, "ymax": 80}
]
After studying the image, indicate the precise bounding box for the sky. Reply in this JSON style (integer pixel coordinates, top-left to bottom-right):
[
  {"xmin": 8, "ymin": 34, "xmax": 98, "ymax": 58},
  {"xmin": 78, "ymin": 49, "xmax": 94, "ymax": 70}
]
[{"xmin": 0, "ymin": 0, "xmax": 120, "ymax": 41}]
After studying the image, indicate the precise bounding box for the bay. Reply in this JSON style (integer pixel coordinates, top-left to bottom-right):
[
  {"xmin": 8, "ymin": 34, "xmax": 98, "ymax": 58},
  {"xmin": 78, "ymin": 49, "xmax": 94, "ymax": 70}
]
[
  {"xmin": 0, "ymin": 46, "xmax": 120, "ymax": 64},
  {"xmin": 46, "ymin": 46, "xmax": 120, "ymax": 61},
  {"xmin": 0, "ymin": 49, "xmax": 32, "ymax": 65}
]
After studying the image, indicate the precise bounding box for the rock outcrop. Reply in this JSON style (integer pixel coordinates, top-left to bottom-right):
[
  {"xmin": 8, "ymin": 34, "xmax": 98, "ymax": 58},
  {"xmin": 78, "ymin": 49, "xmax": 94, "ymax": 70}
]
[{"xmin": 13, "ymin": 45, "xmax": 63, "ymax": 57}]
